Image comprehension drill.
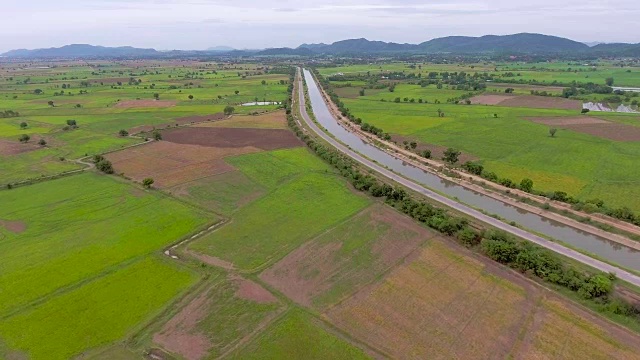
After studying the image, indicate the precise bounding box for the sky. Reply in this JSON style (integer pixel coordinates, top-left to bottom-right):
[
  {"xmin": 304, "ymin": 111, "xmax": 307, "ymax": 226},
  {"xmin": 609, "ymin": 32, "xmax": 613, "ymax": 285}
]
[{"xmin": 1, "ymin": 0, "xmax": 639, "ymax": 52}]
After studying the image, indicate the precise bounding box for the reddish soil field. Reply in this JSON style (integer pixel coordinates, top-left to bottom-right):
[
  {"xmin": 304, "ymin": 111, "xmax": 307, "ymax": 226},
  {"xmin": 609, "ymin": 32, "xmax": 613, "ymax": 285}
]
[
  {"xmin": 129, "ymin": 113, "xmax": 225, "ymax": 134},
  {"xmin": 470, "ymin": 94, "xmax": 514, "ymax": 105},
  {"xmin": 0, "ymin": 139, "xmax": 38, "ymax": 156},
  {"xmin": 563, "ymin": 123, "xmax": 640, "ymax": 141},
  {"xmin": 526, "ymin": 116, "xmax": 610, "ymax": 126},
  {"xmin": 153, "ymin": 289, "xmax": 213, "ymax": 360},
  {"xmin": 114, "ymin": 99, "xmax": 177, "ymax": 108},
  {"xmin": 260, "ymin": 204, "xmax": 431, "ymax": 309},
  {"xmin": 105, "ymin": 141, "xmax": 259, "ymax": 188},
  {"xmin": 0, "ymin": 219, "xmax": 27, "ymax": 233},
  {"xmin": 526, "ymin": 116, "xmax": 640, "ymax": 141},
  {"xmin": 162, "ymin": 127, "xmax": 303, "ymax": 150},
  {"xmin": 499, "ymin": 95, "xmax": 582, "ymax": 110},
  {"xmin": 232, "ymin": 276, "xmax": 278, "ymax": 304}
]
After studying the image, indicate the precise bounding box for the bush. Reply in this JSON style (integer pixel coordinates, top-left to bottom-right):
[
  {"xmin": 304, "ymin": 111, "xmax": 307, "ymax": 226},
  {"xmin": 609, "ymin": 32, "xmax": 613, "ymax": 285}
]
[{"xmin": 96, "ymin": 160, "xmax": 114, "ymax": 174}]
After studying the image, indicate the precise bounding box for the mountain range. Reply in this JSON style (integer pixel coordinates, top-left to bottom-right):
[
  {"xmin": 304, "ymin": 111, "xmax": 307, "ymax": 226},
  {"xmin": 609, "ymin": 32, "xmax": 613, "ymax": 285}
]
[{"xmin": 2, "ymin": 34, "xmax": 640, "ymax": 58}]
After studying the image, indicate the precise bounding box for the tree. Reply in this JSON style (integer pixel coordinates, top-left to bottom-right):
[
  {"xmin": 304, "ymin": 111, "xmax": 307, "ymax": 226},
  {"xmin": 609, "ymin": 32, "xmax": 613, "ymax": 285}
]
[
  {"xmin": 47, "ymin": 100, "xmax": 54, "ymax": 107},
  {"xmin": 421, "ymin": 149, "xmax": 432, "ymax": 159},
  {"xmin": 96, "ymin": 160, "xmax": 114, "ymax": 174},
  {"xmin": 34, "ymin": 89, "xmax": 43, "ymax": 95},
  {"xmin": 605, "ymin": 77, "xmax": 614, "ymax": 86},
  {"xmin": 581, "ymin": 108, "xmax": 590, "ymax": 114},
  {"xmin": 153, "ymin": 93, "xmax": 160, "ymax": 100},
  {"xmin": 549, "ymin": 128, "xmax": 557, "ymax": 137},
  {"xmin": 443, "ymin": 148, "xmax": 461, "ymax": 164},
  {"xmin": 38, "ymin": 138, "xmax": 47, "ymax": 146},
  {"xmin": 394, "ymin": 97, "xmax": 401, "ymax": 103},
  {"xmin": 520, "ymin": 178, "xmax": 534, "ymax": 192},
  {"xmin": 118, "ymin": 129, "xmax": 129, "ymax": 137},
  {"xmin": 66, "ymin": 119, "xmax": 77, "ymax": 128},
  {"xmin": 142, "ymin": 178, "xmax": 154, "ymax": 189},
  {"xmin": 20, "ymin": 122, "xmax": 28, "ymax": 129},
  {"xmin": 234, "ymin": 90, "xmax": 239, "ymax": 95},
  {"xmin": 19, "ymin": 134, "xmax": 30, "ymax": 143},
  {"xmin": 188, "ymin": 94, "xmax": 194, "ymax": 100},
  {"xmin": 261, "ymin": 80, "xmax": 266, "ymax": 85},
  {"xmin": 152, "ymin": 130, "xmax": 162, "ymax": 141},
  {"xmin": 409, "ymin": 141, "xmax": 417, "ymax": 149},
  {"xmin": 224, "ymin": 105, "xmax": 235, "ymax": 116},
  {"xmin": 359, "ymin": 89, "xmax": 365, "ymax": 96}
]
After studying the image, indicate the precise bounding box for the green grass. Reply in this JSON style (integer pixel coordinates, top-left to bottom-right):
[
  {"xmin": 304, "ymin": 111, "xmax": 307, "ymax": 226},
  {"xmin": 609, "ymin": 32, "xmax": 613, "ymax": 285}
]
[
  {"xmin": 0, "ymin": 172, "xmax": 212, "ymax": 316},
  {"xmin": 0, "ymin": 256, "xmax": 197, "ymax": 360},
  {"xmin": 229, "ymin": 309, "xmax": 370, "ymax": 360},
  {"xmin": 340, "ymin": 98, "xmax": 640, "ymax": 211},
  {"xmin": 189, "ymin": 148, "xmax": 371, "ymax": 270}
]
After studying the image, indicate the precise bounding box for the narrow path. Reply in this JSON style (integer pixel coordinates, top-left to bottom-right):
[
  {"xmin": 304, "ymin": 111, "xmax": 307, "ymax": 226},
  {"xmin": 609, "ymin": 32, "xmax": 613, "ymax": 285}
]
[{"xmin": 296, "ymin": 68, "xmax": 640, "ymax": 288}]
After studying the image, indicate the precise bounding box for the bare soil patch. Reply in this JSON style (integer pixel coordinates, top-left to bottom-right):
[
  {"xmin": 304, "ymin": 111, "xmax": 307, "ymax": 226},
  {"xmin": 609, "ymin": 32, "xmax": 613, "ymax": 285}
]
[
  {"xmin": 0, "ymin": 219, "xmax": 27, "ymax": 233},
  {"xmin": 526, "ymin": 116, "xmax": 640, "ymax": 141},
  {"xmin": 526, "ymin": 116, "xmax": 610, "ymax": 126},
  {"xmin": 115, "ymin": 99, "xmax": 177, "ymax": 108},
  {"xmin": 105, "ymin": 141, "xmax": 259, "ymax": 188},
  {"xmin": 231, "ymin": 276, "xmax": 278, "ymax": 304},
  {"xmin": 260, "ymin": 204, "xmax": 431, "ymax": 309},
  {"xmin": 196, "ymin": 111, "xmax": 287, "ymax": 129},
  {"xmin": 0, "ymin": 139, "xmax": 38, "ymax": 156},
  {"xmin": 186, "ymin": 250, "xmax": 236, "ymax": 271},
  {"xmin": 470, "ymin": 94, "xmax": 514, "ymax": 105},
  {"xmin": 162, "ymin": 127, "xmax": 303, "ymax": 150},
  {"xmin": 499, "ymin": 95, "xmax": 582, "ymax": 110},
  {"xmin": 390, "ymin": 135, "xmax": 478, "ymax": 163},
  {"xmin": 563, "ymin": 123, "xmax": 640, "ymax": 141},
  {"xmin": 153, "ymin": 289, "xmax": 212, "ymax": 360}
]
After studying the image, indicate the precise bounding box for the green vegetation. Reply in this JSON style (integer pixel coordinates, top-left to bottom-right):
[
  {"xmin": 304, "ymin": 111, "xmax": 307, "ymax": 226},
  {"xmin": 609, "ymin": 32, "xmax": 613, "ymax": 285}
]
[
  {"xmin": 190, "ymin": 148, "xmax": 370, "ymax": 270},
  {"xmin": 230, "ymin": 309, "xmax": 370, "ymax": 359},
  {"xmin": 0, "ymin": 257, "xmax": 196, "ymax": 360},
  {"xmin": 0, "ymin": 173, "xmax": 210, "ymax": 316}
]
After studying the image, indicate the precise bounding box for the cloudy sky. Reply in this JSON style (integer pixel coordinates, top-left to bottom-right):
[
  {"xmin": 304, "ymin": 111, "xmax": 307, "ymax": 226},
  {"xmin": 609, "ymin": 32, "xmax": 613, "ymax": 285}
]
[{"xmin": 1, "ymin": 0, "xmax": 638, "ymax": 52}]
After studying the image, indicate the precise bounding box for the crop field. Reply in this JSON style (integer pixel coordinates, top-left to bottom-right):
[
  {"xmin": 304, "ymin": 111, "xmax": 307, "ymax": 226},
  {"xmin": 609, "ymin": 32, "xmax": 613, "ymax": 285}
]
[
  {"xmin": 188, "ymin": 147, "xmax": 371, "ymax": 271},
  {"xmin": 0, "ymin": 60, "xmax": 290, "ymax": 184},
  {"xmin": 325, "ymin": 239, "xmax": 640, "ymax": 359},
  {"xmin": 152, "ymin": 272, "xmax": 283, "ymax": 360},
  {"xmin": 331, "ymin": 80, "xmax": 640, "ymax": 211},
  {"xmin": 228, "ymin": 309, "xmax": 371, "ymax": 360},
  {"xmin": 261, "ymin": 204, "xmax": 432, "ymax": 309},
  {"xmin": 0, "ymin": 256, "xmax": 197, "ymax": 360}
]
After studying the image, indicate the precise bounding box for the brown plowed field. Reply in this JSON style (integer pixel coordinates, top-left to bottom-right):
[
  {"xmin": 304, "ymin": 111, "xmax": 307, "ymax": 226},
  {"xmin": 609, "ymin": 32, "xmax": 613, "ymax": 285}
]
[
  {"xmin": 499, "ymin": 95, "xmax": 582, "ymax": 110},
  {"xmin": 526, "ymin": 116, "xmax": 610, "ymax": 126},
  {"xmin": 471, "ymin": 94, "xmax": 582, "ymax": 110},
  {"xmin": 115, "ymin": 99, "xmax": 176, "ymax": 108},
  {"xmin": 0, "ymin": 219, "xmax": 26, "ymax": 233},
  {"xmin": 195, "ymin": 111, "xmax": 287, "ymax": 129},
  {"xmin": 324, "ymin": 239, "xmax": 640, "ymax": 359},
  {"xmin": 526, "ymin": 116, "xmax": 640, "ymax": 141},
  {"xmin": 470, "ymin": 94, "xmax": 514, "ymax": 105},
  {"xmin": 161, "ymin": 127, "xmax": 303, "ymax": 150},
  {"xmin": 0, "ymin": 139, "xmax": 38, "ymax": 155},
  {"xmin": 105, "ymin": 141, "xmax": 259, "ymax": 188},
  {"xmin": 260, "ymin": 204, "xmax": 431, "ymax": 309}
]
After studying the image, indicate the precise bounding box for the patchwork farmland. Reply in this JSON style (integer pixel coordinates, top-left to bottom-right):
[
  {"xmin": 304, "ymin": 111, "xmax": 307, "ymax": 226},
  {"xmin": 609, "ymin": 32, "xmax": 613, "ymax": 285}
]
[{"xmin": 1, "ymin": 58, "xmax": 640, "ymax": 360}]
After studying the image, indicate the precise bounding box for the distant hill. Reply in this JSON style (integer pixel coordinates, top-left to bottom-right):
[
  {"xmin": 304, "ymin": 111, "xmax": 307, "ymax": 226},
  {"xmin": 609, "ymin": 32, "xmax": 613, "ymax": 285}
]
[
  {"xmin": 589, "ymin": 43, "xmax": 640, "ymax": 57},
  {"xmin": 256, "ymin": 47, "xmax": 313, "ymax": 56},
  {"xmin": 1, "ymin": 44, "xmax": 159, "ymax": 58},
  {"xmin": 418, "ymin": 33, "xmax": 589, "ymax": 53},
  {"xmin": 300, "ymin": 33, "xmax": 591, "ymax": 55}
]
